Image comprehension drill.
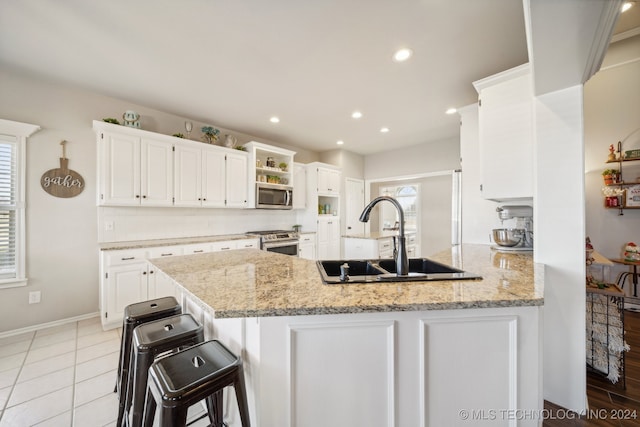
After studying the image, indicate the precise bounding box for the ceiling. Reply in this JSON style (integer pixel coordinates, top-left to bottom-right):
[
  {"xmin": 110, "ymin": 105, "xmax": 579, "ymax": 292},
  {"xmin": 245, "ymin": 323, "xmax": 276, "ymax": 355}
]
[{"xmin": 0, "ymin": 1, "xmax": 635, "ymax": 155}]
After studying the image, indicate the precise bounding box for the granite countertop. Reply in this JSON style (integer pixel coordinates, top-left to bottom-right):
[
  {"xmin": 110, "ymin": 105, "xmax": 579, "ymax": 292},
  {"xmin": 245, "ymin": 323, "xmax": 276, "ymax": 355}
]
[
  {"xmin": 99, "ymin": 234, "xmax": 255, "ymax": 251},
  {"xmin": 149, "ymin": 244, "xmax": 544, "ymax": 318}
]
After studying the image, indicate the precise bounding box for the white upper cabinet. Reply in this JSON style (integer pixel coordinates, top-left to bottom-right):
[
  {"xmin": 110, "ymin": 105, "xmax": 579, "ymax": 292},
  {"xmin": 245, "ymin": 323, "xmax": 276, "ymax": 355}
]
[
  {"xmin": 174, "ymin": 142, "xmax": 244, "ymax": 208},
  {"xmin": 225, "ymin": 151, "xmax": 249, "ymax": 208},
  {"xmin": 473, "ymin": 64, "xmax": 533, "ymax": 201},
  {"xmin": 94, "ymin": 121, "xmax": 247, "ymax": 208},
  {"xmin": 98, "ymin": 130, "xmax": 173, "ymax": 206},
  {"xmin": 292, "ymin": 163, "xmax": 306, "ymax": 209},
  {"xmin": 317, "ymin": 167, "xmax": 340, "ymax": 195},
  {"xmin": 140, "ymin": 138, "xmax": 174, "ymax": 205}
]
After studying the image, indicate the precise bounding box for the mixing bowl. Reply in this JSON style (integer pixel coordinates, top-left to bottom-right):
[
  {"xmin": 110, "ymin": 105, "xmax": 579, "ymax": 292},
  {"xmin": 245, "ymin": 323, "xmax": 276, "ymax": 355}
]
[{"xmin": 492, "ymin": 228, "xmax": 523, "ymax": 247}]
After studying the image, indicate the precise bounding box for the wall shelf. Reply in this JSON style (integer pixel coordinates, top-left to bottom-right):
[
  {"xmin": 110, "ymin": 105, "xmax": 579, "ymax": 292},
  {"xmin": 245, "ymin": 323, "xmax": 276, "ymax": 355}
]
[{"xmin": 603, "ymin": 140, "xmax": 640, "ymax": 214}]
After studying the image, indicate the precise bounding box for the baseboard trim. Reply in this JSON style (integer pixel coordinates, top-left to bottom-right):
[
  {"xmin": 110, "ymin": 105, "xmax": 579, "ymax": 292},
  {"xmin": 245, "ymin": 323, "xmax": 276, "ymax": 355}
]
[{"xmin": 0, "ymin": 312, "xmax": 100, "ymax": 339}]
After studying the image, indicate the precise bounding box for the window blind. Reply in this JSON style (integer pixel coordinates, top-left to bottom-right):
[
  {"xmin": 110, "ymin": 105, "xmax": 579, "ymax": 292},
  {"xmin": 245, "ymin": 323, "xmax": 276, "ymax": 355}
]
[{"xmin": 0, "ymin": 138, "xmax": 17, "ymax": 279}]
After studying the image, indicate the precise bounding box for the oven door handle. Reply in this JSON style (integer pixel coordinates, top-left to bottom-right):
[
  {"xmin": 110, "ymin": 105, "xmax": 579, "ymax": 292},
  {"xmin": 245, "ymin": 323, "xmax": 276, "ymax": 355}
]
[{"xmin": 263, "ymin": 240, "xmax": 299, "ymax": 249}]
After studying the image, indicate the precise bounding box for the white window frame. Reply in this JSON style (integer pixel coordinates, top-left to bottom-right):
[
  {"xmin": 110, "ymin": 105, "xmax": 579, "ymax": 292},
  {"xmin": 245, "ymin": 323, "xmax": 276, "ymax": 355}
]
[{"xmin": 0, "ymin": 119, "xmax": 40, "ymax": 288}]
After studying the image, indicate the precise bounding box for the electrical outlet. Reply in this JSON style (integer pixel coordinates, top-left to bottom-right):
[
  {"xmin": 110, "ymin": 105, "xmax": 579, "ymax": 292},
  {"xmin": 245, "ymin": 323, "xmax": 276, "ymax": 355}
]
[
  {"xmin": 105, "ymin": 221, "xmax": 114, "ymax": 231},
  {"xmin": 29, "ymin": 291, "xmax": 41, "ymax": 304}
]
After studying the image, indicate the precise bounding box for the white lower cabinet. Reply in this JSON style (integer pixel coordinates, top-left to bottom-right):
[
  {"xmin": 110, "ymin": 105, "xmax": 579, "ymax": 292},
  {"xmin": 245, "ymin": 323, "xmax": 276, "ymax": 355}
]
[
  {"xmin": 201, "ymin": 305, "xmax": 541, "ymax": 427},
  {"xmin": 298, "ymin": 233, "xmax": 316, "ymax": 260},
  {"xmin": 317, "ymin": 217, "xmax": 340, "ymax": 260},
  {"xmin": 343, "ymin": 236, "xmax": 394, "ymax": 259},
  {"xmin": 99, "ymin": 239, "xmax": 258, "ymax": 329}
]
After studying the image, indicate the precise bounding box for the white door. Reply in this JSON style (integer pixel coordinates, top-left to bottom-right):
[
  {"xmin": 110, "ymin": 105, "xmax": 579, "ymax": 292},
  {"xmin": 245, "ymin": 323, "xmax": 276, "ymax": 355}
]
[{"xmin": 345, "ymin": 178, "xmax": 365, "ymax": 236}]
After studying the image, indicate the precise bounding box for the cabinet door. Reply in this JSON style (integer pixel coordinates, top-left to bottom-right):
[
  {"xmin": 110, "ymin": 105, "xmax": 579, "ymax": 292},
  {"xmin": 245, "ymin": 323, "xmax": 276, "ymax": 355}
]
[
  {"xmin": 148, "ymin": 268, "xmax": 176, "ymax": 300},
  {"xmin": 105, "ymin": 263, "xmax": 148, "ymax": 323},
  {"xmin": 174, "ymin": 144, "xmax": 203, "ymax": 207},
  {"xmin": 299, "ymin": 243, "xmax": 316, "ymax": 260},
  {"xmin": 202, "ymin": 148, "xmax": 226, "ymax": 207},
  {"xmin": 293, "ymin": 164, "xmax": 306, "ymax": 209},
  {"xmin": 317, "ymin": 167, "xmax": 341, "ymax": 195},
  {"xmin": 328, "ymin": 169, "xmax": 341, "ymax": 195},
  {"xmin": 140, "ymin": 138, "xmax": 174, "ymax": 206},
  {"xmin": 225, "ymin": 152, "xmax": 248, "ymax": 208},
  {"xmin": 298, "ymin": 234, "xmax": 316, "ymax": 260},
  {"xmin": 318, "ymin": 218, "xmax": 340, "ymax": 260},
  {"xmin": 101, "ymin": 131, "xmax": 141, "ymax": 205},
  {"xmin": 478, "ymin": 73, "xmax": 533, "ymax": 200}
]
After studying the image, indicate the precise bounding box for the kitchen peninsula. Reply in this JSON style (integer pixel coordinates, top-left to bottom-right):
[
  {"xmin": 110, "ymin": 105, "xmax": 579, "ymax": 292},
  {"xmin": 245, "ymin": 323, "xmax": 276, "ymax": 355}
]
[{"xmin": 150, "ymin": 245, "xmax": 543, "ymax": 427}]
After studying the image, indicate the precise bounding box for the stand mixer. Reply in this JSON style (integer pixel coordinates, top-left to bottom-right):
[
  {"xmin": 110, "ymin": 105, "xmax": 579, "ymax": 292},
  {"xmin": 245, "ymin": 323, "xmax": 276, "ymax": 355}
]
[{"xmin": 492, "ymin": 205, "xmax": 533, "ymax": 251}]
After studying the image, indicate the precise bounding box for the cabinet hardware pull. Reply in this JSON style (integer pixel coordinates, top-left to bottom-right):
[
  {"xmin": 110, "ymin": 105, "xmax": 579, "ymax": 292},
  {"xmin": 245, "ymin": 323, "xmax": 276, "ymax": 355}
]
[
  {"xmin": 121, "ymin": 257, "xmax": 135, "ymax": 261},
  {"xmin": 136, "ymin": 195, "xmax": 140, "ymax": 198},
  {"xmin": 143, "ymin": 195, "xmax": 147, "ymax": 198},
  {"xmin": 221, "ymin": 247, "xmax": 231, "ymax": 250},
  {"xmin": 143, "ymin": 271, "xmax": 147, "ymax": 275},
  {"xmin": 149, "ymin": 270, "xmax": 154, "ymax": 274},
  {"xmin": 193, "ymin": 250, "xmax": 204, "ymax": 253},
  {"xmin": 161, "ymin": 253, "xmax": 172, "ymax": 256}
]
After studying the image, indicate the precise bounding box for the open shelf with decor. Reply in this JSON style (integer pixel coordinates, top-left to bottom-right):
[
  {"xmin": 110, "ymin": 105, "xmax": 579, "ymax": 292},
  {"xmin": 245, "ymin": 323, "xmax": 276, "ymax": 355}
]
[{"xmin": 603, "ymin": 137, "xmax": 640, "ymax": 214}]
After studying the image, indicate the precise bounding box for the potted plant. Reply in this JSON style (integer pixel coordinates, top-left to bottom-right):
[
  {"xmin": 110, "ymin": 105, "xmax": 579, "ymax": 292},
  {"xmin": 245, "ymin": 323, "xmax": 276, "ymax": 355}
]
[
  {"xmin": 279, "ymin": 162, "xmax": 288, "ymax": 171},
  {"xmin": 201, "ymin": 126, "xmax": 220, "ymax": 144},
  {"xmin": 602, "ymin": 168, "xmax": 621, "ymax": 185}
]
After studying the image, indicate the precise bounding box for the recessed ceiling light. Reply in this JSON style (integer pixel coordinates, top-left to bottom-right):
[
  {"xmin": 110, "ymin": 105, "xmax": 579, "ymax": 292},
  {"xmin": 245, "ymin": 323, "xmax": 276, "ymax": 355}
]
[
  {"xmin": 445, "ymin": 108, "xmax": 457, "ymax": 115},
  {"xmin": 336, "ymin": 140, "xmax": 344, "ymax": 145},
  {"xmin": 380, "ymin": 127, "xmax": 390, "ymax": 133},
  {"xmin": 622, "ymin": 2, "xmax": 634, "ymax": 12},
  {"xmin": 351, "ymin": 111, "xmax": 363, "ymax": 119},
  {"xmin": 270, "ymin": 116, "xmax": 280, "ymax": 123},
  {"xmin": 393, "ymin": 48, "xmax": 413, "ymax": 62}
]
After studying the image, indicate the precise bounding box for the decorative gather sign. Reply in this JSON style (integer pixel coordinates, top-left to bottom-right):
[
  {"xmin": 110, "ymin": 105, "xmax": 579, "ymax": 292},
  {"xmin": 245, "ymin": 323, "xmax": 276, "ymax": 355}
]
[{"xmin": 40, "ymin": 140, "xmax": 84, "ymax": 198}]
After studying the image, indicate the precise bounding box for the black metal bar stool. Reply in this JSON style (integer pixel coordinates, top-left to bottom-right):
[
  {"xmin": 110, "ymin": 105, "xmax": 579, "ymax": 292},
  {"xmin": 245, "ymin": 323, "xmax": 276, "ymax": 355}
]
[
  {"xmin": 142, "ymin": 340, "xmax": 251, "ymax": 427},
  {"xmin": 116, "ymin": 297, "xmax": 182, "ymax": 427},
  {"xmin": 125, "ymin": 313, "xmax": 204, "ymax": 427}
]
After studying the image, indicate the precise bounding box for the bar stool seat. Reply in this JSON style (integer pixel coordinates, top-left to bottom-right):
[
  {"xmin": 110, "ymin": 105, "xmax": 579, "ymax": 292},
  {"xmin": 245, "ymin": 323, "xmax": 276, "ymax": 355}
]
[
  {"xmin": 125, "ymin": 313, "xmax": 204, "ymax": 427},
  {"xmin": 143, "ymin": 340, "xmax": 251, "ymax": 427},
  {"xmin": 116, "ymin": 297, "xmax": 181, "ymax": 427}
]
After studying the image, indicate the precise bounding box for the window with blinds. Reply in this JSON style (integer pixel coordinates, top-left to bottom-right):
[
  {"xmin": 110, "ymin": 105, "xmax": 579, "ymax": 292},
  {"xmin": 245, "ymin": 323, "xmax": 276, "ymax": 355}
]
[{"xmin": 0, "ymin": 136, "xmax": 18, "ymax": 280}]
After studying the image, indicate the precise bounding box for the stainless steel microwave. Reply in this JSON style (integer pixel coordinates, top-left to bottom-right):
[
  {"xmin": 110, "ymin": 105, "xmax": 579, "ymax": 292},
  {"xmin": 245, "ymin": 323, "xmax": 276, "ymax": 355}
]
[{"xmin": 256, "ymin": 183, "xmax": 293, "ymax": 209}]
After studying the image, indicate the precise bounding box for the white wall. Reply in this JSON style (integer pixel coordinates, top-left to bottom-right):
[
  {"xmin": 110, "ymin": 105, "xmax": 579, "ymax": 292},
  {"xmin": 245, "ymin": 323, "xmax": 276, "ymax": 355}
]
[
  {"xmin": 584, "ymin": 34, "xmax": 640, "ymax": 288},
  {"xmin": 0, "ymin": 66, "xmax": 318, "ymax": 332},
  {"xmin": 535, "ymin": 85, "xmax": 586, "ymax": 413},
  {"xmin": 364, "ymin": 136, "xmax": 460, "ymax": 181}
]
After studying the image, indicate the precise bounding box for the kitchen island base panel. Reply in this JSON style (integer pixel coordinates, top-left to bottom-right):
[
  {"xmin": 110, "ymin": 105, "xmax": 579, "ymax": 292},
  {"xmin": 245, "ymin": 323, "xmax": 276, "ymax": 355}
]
[{"xmin": 203, "ymin": 307, "xmax": 541, "ymax": 427}]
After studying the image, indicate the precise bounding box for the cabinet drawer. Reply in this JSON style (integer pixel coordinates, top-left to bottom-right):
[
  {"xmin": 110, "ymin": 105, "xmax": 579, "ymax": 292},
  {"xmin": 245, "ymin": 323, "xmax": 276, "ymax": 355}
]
[
  {"xmin": 105, "ymin": 248, "xmax": 148, "ymax": 266},
  {"xmin": 182, "ymin": 243, "xmax": 212, "ymax": 255},
  {"xmin": 237, "ymin": 238, "xmax": 259, "ymax": 249},
  {"xmin": 147, "ymin": 246, "xmax": 184, "ymax": 259},
  {"xmin": 378, "ymin": 238, "xmax": 393, "ymax": 252},
  {"xmin": 299, "ymin": 234, "xmax": 316, "ymax": 245},
  {"xmin": 211, "ymin": 240, "xmax": 238, "ymax": 252}
]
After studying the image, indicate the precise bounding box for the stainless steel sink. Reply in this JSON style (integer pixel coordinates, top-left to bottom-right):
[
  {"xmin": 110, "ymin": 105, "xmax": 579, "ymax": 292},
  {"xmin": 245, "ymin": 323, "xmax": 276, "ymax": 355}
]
[{"xmin": 317, "ymin": 258, "xmax": 482, "ymax": 284}]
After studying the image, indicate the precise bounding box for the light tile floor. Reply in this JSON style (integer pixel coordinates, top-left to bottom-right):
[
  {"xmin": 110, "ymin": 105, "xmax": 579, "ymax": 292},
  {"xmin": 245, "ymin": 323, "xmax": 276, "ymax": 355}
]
[{"xmin": 0, "ymin": 317, "xmax": 208, "ymax": 427}]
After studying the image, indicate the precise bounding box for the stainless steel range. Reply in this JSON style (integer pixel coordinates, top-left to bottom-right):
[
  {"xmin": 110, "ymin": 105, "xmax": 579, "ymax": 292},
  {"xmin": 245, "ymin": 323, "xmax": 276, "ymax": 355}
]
[{"xmin": 247, "ymin": 230, "xmax": 299, "ymax": 256}]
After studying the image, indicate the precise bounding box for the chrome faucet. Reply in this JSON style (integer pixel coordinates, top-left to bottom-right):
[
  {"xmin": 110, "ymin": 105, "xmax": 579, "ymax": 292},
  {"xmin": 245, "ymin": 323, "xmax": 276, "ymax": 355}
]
[{"xmin": 359, "ymin": 196, "xmax": 409, "ymax": 276}]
